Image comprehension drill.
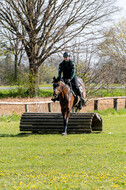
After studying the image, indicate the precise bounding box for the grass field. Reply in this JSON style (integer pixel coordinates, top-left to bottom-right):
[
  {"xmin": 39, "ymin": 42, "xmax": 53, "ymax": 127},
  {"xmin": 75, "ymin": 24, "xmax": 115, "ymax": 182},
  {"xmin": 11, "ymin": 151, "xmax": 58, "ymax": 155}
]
[
  {"xmin": 0, "ymin": 85, "xmax": 126, "ymax": 98},
  {"xmin": 92, "ymin": 88, "xmax": 126, "ymax": 97},
  {"xmin": 0, "ymin": 88, "xmax": 53, "ymax": 98},
  {"xmin": 0, "ymin": 114, "xmax": 126, "ymax": 189}
]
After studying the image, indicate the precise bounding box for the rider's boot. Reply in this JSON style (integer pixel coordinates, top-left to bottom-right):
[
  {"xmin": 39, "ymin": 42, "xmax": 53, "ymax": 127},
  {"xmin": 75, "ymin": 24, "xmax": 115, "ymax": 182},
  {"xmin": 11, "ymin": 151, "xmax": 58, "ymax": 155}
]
[
  {"xmin": 51, "ymin": 95, "xmax": 59, "ymax": 102},
  {"xmin": 78, "ymin": 97, "xmax": 86, "ymax": 109},
  {"xmin": 80, "ymin": 96, "xmax": 86, "ymax": 106},
  {"xmin": 78, "ymin": 100, "xmax": 82, "ymax": 109},
  {"xmin": 51, "ymin": 97, "xmax": 58, "ymax": 102},
  {"xmin": 76, "ymin": 88, "xmax": 86, "ymax": 108}
]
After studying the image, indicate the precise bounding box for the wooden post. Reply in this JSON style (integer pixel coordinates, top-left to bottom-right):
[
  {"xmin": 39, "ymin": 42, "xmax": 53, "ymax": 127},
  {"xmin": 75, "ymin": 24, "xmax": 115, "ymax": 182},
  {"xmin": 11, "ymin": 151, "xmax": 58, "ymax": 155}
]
[
  {"xmin": 114, "ymin": 98, "xmax": 118, "ymax": 110},
  {"xmin": 94, "ymin": 100, "xmax": 98, "ymax": 111},
  {"xmin": 25, "ymin": 104, "xmax": 29, "ymax": 112},
  {"xmin": 48, "ymin": 103, "xmax": 51, "ymax": 112},
  {"xmin": 125, "ymin": 98, "xmax": 126, "ymax": 109}
]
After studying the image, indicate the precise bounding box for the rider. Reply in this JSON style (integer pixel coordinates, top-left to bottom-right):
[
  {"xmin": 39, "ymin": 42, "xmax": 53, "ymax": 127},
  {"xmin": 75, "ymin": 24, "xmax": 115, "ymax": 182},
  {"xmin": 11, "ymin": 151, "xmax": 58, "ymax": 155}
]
[{"xmin": 52, "ymin": 52, "xmax": 86, "ymax": 108}]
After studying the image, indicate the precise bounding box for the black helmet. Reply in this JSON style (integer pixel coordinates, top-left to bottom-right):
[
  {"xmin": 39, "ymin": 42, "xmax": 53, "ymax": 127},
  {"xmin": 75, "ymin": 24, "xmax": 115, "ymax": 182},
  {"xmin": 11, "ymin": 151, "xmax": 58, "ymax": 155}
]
[{"xmin": 63, "ymin": 52, "xmax": 70, "ymax": 58}]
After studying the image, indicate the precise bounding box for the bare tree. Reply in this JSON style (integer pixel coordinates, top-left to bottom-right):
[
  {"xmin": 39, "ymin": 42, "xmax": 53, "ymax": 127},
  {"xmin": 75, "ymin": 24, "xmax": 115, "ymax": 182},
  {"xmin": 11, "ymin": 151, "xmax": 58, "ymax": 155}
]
[
  {"xmin": 97, "ymin": 19, "xmax": 126, "ymax": 85},
  {"xmin": 0, "ymin": 0, "xmax": 118, "ymax": 95},
  {"xmin": 9, "ymin": 37, "xmax": 24, "ymax": 82},
  {"xmin": 0, "ymin": 29, "xmax": 25, "ymax": 82}
]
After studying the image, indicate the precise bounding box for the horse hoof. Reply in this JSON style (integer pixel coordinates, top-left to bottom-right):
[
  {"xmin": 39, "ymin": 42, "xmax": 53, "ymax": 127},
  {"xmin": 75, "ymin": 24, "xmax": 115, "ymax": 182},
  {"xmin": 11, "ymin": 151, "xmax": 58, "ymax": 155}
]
[{"xmin": 62, "ymin": 132, "xmax": 67, "ymax": 136}]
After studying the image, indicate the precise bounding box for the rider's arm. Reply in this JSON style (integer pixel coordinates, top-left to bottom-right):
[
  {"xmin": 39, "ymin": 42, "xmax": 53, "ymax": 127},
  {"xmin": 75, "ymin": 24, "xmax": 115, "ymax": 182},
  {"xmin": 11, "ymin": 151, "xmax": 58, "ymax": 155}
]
[{"xmin": 70, "ymin": 62, "xmax": 76, "ymax": 80}]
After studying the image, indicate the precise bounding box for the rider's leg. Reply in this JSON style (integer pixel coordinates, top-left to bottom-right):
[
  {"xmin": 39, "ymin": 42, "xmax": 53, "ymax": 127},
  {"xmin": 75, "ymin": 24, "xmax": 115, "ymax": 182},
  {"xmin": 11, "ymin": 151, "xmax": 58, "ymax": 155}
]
[{"xmin": 71, "ymin": 76, "xmax": 86, "ymax": 105}]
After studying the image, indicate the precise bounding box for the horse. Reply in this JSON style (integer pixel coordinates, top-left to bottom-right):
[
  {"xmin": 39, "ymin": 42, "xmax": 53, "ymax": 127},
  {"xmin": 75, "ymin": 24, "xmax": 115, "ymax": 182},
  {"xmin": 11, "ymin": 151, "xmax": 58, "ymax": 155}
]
[{"xmin": 52, "ymin": 77, "xmax": 86, "ymax": 136}]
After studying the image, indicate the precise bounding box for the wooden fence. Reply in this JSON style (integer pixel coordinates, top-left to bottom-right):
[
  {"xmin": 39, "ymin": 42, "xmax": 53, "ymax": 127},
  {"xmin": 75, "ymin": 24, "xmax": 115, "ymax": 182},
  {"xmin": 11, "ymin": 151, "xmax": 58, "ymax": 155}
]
[
  {"xmin": 0, "ymin": 101, "xmax": 52, "ymax": 113},
  {"xmin": 0, "ymin": 96, "xmax": 126, "ymax": 115},
  {"xmin": 88, "ymin": 96, "xmax": 126, "ymax": 111}
]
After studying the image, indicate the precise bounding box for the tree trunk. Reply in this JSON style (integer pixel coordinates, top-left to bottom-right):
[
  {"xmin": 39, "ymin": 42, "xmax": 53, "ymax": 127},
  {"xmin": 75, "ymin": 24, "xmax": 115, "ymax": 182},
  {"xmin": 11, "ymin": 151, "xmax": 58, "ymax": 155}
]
[
  {"xmin": 14, "ymin": 55, "xmax": 18, "ymax": 82},
  {"xmin": 28, "ymin": 61, "xmax": 39, "ymax": 97}
]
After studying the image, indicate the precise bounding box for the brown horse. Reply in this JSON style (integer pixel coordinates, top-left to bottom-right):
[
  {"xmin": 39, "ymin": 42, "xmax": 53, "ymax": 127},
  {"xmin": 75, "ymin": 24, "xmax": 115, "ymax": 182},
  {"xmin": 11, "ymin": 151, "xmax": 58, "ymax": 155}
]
[{"xmin": 52, "ymin": 77, "xmax": 86, "ymax": 135}]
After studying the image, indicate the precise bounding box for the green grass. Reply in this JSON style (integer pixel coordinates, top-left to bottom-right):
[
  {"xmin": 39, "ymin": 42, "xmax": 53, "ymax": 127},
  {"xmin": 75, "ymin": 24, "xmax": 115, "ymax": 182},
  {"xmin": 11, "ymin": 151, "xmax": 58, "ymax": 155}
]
[
  {"xmin": 38, "ymin": 89, "xmax": 53, "ymax": 97},
  {"xmin": 0, "ymin": 88, "xmax": 53, "ymax": 98},
  {"xmin": 0, "ymin": 85, "xmax": 126, "ymax": 98},
  {"xmin": 0, "ymin": 114, "xmax": 126, "ymax": 189},
  {"xmin": 0, "ymin": 112, "xmax": 21, "ymax": 122},
  {"xmin": 0, "ymin": 109, "xmax": 126, "ymax": 122},
  {"xmin": 39, "ymin": 84, "xmax": 52, "ymax": 87},
  {"xmin": 92, "ymin": 88, "xmax": 126, "ymax": 97},
  {"xmin": 94, "ymin": 108, "xmax": 126, "ymax": 116}
]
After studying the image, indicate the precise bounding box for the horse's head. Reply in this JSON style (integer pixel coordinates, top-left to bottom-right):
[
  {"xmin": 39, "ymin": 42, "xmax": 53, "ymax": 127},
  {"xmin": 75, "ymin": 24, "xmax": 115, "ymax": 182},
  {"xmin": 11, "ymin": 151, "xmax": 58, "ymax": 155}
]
[{"xmin": 52, "ymin": 77, "xmax": 62, "ymax": 97}]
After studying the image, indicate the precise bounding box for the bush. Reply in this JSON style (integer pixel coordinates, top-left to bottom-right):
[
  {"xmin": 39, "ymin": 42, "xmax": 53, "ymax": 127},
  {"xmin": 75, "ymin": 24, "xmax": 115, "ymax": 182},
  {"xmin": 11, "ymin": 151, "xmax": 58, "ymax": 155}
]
[{"xmin": 0, "ymin": 112, "xmax": 21, "ymax": 122}]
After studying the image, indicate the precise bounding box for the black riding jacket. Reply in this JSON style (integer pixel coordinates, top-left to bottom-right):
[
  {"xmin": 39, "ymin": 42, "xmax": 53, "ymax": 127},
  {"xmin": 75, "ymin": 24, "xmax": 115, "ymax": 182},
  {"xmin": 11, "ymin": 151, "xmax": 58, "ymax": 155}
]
[{"xmin": 58, "ymin": 60, "xmax": 75, "ymax": 79}]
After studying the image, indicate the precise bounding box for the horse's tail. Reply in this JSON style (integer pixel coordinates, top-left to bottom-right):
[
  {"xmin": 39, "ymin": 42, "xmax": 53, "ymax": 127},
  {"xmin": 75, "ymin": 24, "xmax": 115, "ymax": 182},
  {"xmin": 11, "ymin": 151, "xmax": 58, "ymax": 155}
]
[{"xmin": 78, "ymin": 78, "xmax": 86, "ymax": 99}]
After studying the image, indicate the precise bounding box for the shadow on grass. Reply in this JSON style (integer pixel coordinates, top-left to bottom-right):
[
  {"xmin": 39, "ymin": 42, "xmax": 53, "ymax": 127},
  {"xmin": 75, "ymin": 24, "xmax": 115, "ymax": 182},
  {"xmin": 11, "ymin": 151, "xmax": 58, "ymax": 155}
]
[
  {"xmin": 0, "ymin": 132, "xmax": 62, "ymax": 137},
  {"xmin": 0, "ymin": 131, "xmax": 102, "ymax": 138},
  {"xmin": 0, "ymin": 133, "xmax": 32, "ymax": 138}
]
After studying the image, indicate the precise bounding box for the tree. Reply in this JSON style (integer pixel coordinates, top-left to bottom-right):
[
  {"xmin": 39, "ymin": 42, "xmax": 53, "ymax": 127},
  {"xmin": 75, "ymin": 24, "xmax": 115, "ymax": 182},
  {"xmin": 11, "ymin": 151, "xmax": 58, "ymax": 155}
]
[
  {"xmin": 39, "ymin": 63, "xmax": 57, "ymax": 84},
  {"xmin": 8, "ymin": 35, "xmax": 24, "ymax": 82},
  {"xmin": 0, "ymin": 0, "xmax": 118, "ymax": 95},
  {"xmin": 0, "ymin": 37, "xmax": 10, "ymax": 60},
  {"xmin": 0, "ymin": 54, "xmax": 14, "ymax": 85},
  {"xmin": 75, "ymin": 53, "xmax": 106, "ymax": 97},
  {"xmin": 0, "ymin": 31, "xmax": 24, "ymax": 83},
  {"xmin": 97, "ymin": 19, "xmax": 126, "ymax": 85}
]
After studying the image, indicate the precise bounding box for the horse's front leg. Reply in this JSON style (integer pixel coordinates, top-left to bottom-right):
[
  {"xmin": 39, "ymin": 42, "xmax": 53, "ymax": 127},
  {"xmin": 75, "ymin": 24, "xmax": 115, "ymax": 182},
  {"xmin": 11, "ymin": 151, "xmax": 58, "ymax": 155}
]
[
  {"xmin": 61, "ymin": 109, "xmax": 67, "ymax": 135},
  {"xmin": 62, "ymin": 109, "xmax": 70, "ymax": 136}
]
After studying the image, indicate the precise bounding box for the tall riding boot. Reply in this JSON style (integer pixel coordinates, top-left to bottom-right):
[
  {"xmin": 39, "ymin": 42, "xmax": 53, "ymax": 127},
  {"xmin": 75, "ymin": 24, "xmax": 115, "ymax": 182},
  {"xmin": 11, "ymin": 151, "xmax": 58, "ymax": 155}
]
[
  {"xmin": 51, "ymin": 95, "xmax": 59, "ymax": 102},
  {"xmin": 76, "ymin": 88, "xmax": 86, "ymax": 107},
  {"xmin": 80, "ymin": 96, "xmax": 86, "ymax": 106}
]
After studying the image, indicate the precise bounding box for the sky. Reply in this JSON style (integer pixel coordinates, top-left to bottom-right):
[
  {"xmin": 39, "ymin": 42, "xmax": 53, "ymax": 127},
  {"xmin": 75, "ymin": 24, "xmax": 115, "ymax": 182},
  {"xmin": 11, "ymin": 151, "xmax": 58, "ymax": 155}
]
[{"xmin": 115, "ymin": 0, "xmax": 126, "ymax": 20}]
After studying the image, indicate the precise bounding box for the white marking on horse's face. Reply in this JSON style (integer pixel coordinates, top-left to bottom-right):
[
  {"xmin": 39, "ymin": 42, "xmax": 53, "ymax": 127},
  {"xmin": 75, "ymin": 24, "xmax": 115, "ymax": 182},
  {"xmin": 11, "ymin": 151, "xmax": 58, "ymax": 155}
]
[{"xmin": 53, "ymin": 82, "xmax": 61, "ymax": 96}]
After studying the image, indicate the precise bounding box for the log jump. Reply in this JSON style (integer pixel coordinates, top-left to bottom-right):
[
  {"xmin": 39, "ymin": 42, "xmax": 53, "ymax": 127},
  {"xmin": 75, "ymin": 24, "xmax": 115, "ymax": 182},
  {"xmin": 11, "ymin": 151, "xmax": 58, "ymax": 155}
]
[{"xmin": 20, "ymin": 112, "xmax": 102, "ymax": 134}]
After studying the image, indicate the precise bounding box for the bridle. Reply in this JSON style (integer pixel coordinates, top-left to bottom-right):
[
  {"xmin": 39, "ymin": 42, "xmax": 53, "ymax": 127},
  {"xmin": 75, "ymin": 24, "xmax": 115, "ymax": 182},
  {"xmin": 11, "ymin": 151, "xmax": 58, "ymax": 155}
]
[
  {"xmin": 53, "ymin": 80, "xmax": 71, "ymax": 98},
  {"xmin": 53, "ymin": 81, "xmax": 62, "ymax": 97}
]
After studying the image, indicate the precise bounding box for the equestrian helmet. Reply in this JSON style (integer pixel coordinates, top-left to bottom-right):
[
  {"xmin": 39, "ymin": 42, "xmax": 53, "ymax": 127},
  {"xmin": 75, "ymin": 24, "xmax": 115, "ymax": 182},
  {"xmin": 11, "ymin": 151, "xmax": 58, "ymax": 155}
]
[{"xmin": 63, "ymin": 52, "xmax": 70, "ymax": 58}]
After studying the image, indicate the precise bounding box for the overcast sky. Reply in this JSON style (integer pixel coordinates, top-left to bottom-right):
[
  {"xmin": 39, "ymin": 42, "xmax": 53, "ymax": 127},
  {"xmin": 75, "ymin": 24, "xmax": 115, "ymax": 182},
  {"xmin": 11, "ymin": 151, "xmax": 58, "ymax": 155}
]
[{"xmin": 115, "ymin": 0, "xmax": 126, "ymax": 20}]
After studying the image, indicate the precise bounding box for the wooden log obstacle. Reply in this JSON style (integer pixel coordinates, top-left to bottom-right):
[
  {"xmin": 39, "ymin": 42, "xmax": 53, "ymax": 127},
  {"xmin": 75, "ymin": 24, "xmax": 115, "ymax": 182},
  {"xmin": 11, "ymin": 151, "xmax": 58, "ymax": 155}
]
[{"xmin": 20, "ymin": 112, "xmax": 102, "ymax": 134}]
